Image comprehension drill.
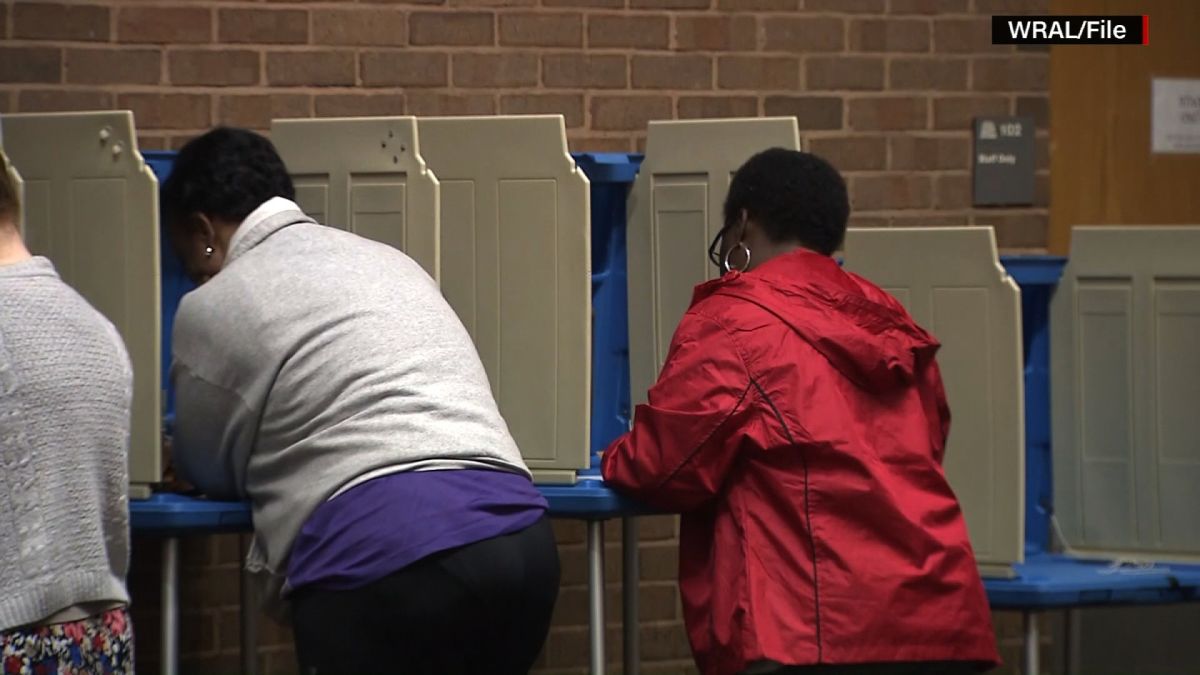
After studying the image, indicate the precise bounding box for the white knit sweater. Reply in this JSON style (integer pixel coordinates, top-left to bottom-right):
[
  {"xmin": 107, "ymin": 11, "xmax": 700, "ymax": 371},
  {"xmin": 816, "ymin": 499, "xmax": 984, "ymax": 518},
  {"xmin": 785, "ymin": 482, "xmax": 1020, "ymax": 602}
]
[{"xmin": 0, "ymin": 256, "xmax": 132, "ymax": 631}]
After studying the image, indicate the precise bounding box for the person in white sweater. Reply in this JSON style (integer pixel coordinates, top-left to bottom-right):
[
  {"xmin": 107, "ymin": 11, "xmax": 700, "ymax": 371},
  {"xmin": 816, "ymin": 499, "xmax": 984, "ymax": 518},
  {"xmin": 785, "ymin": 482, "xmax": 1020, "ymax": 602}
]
[{"xmin": 0, "ymin": 161, "xmax": 134, "ymax": 673}]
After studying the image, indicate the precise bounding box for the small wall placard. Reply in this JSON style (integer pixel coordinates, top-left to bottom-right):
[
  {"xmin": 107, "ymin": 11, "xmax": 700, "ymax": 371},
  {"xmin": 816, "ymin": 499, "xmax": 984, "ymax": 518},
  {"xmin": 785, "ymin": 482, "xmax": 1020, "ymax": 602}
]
[{"xmin": 973, "ymin": 116, "xmax": 1035, "ymax": 207}]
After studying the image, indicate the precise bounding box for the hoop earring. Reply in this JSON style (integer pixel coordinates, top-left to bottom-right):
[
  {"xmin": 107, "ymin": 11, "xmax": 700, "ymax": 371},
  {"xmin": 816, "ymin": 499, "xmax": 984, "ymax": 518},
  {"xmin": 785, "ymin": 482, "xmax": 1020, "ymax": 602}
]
[
  {"xmin": 204, "ymin": 246, "xmax": 214, "ymax": 258},
  {"xmin": 722, "ymin": 242, "xmax": 751, "ymax": 273}
]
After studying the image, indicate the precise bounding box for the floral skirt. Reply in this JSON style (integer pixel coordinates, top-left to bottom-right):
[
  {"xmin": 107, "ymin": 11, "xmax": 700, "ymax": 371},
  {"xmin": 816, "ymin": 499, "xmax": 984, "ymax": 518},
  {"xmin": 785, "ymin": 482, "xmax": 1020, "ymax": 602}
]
[{"xmin": 1, "ymin": 608, "xmax": 133, "ymax": 675}]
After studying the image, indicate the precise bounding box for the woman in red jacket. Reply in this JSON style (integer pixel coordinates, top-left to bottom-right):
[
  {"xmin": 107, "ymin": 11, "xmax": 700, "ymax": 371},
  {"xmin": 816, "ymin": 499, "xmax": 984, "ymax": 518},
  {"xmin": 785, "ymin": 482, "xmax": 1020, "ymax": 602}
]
[{"xmin": 602, "ymin": 149, "xmax": 1000, "ymax": 675}]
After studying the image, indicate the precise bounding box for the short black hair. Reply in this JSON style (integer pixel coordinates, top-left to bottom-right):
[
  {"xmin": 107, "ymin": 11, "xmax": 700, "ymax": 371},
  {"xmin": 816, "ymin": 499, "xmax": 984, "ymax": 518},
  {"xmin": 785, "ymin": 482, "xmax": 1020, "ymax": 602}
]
[
  {"xmin": 161, "ymin": 127, "xmax": 295, "ymax": 229},
  {"xmin": 0, "ymin": 160, "xmax": 18, "ymax": 227},
  {"xmin": 723, "ymin": 148, "xmax": 849, "ymax": 256}
]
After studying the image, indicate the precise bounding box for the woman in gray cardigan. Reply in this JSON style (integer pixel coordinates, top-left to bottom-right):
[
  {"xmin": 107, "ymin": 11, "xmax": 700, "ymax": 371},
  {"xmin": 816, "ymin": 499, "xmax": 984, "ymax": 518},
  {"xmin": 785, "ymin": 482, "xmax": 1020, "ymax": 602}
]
[
  {"xmin": 0, "ymin": 159, "xmax": 134, "ymax": 672},
  {"xmin": 163, "ymin": 128, "xmax": 559, "ymax": 675}
]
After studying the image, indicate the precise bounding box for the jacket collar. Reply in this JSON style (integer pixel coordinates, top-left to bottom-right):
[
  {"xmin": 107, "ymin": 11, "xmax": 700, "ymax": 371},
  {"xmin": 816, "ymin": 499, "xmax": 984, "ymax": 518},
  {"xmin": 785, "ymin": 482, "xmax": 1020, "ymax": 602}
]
[{"xmin": 224, "ymin": 197, "xmax": 316, "ymax": 269}]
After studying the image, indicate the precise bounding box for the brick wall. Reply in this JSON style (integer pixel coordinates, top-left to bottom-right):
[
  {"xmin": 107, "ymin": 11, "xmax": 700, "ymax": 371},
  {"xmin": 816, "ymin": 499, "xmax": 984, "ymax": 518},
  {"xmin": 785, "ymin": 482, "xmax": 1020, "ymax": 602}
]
[{"xmin": 3, "ymin": 0, "xmax": 1054, "ymax": 673}]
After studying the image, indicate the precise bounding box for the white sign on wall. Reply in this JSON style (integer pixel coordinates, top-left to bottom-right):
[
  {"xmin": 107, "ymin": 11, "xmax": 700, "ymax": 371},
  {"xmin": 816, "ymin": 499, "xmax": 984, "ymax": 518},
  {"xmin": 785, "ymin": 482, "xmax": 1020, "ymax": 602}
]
[{"xmin": 1153, "ymin": 78, "xmax": 1200, "ymax": 154}]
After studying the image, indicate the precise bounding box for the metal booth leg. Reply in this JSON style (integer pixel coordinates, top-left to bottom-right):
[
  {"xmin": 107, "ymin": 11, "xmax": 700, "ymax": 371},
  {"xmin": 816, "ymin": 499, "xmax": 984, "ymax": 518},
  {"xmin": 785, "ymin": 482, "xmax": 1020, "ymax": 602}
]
[
  {"xmin": 161, "ymin": 538, "xmax": 179, "ymax": 675},
  {"xmin": 622, "ymin": 517, "xmax": 640, "ymax": 675},
  {"xmin": 587, "ymin": 520, "xmax": 606, "ymax": 675}
]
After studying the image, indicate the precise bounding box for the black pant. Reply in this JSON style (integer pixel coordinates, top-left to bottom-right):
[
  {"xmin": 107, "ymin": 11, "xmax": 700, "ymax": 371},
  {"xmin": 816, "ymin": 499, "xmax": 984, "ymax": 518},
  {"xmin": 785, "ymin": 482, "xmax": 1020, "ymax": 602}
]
[{"xmin": 291, "ymin": 515, "xmax": 560, "ymax": 675}]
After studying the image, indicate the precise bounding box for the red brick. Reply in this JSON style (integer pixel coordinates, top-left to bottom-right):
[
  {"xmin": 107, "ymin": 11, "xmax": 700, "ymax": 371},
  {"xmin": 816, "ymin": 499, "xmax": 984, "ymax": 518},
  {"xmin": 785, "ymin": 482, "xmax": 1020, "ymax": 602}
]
[
  {"xmin": 638, "ymin": 515, "xmax": 679, "ymax": 541},
  {"xmin": 848, "ymin": 96, "xmax": 928, "ymax": 131},
  {"xmin": 934, "ymin": 173, "xmax": 971, "ymax": 209},
  {"xmin": 552, "ymin": 583, "xmax": 679, "ymax": 626},
  {"xmin": 118, "ymin": 6, "xmax": 211, "ymax": 44},
  {"xmin": 675, "ymin": 15, "xmax": 756, "ymax": 52},
  {"xmin": 405, "ymin": 92, "xmax": 496, "ymax": 116},
  {"xmin": 640, "ymin": 543, "xmax": 680, "ymax": 581},
  {"xmin": 806, "ymin": 57, "xmax": 883, "ymax": 91},
  {"xmin": 890, "ymin": 0, "xmax": 969, "ymax": 12},
  {"xmin": 890, "ymin": 57, "xmax": 968, "ymax": 91},
  {"xmin": 1017, "ymin": 95, "xmax": 1048, "ymax": 130},
  {"xmin": 933, "ymin": 19, "xmax": 997, "ymax": 54},
  {"xmin": 592, "ymin": 95, "xmax": 672, "ymax": 131},
  {"xmin": 848, "ymin": 215, "xmax": 890, "ymax": 229},
  {"xmin": 411, "ymin": 12, "xmax": 493, "ymax": 46},
  {"xmin": 449, "ymin": 0, "xmax": 535, "ymax": 5},
  {"xmin": 218, "ymin": 9, "xmax": 308, "ymax": 44},
  {"xmin": 589, "ymin": 15, "xmax": 669, "ymax": 50},
  {"xmin": 14, "ymin": 2, "xmax": 109, "ymax": 42},
  {"xmin": 500, "ymin": 94, "xmax": 585, "ymax": 128},
  {"xmin": 631, "ymin": 0, "xmax": 708, "ymax": 6},
  {"xmin": 170, "ymin": 50, "xmax": 260, "ymax": 87},
  {"xmin": 215, "ymin": 534, "xmax": 245, "ymax": 566},
  {"xmin": 568, "ymin": 134, "xmax": 633, "ymax": 152},
  {"xmin": 889, "ymin": 214, "xmax": 967, "ymax": 228},
  {"xmin": 806, "ymin": 0, "xmax": 885, "ymax": 10},
  {"xmin": 973, "ymin": 57, "xmax": 1048, "ymax": 92},
  {"xmin": 218, "ymin": 94, "xmax": 311, "ymax": 129},
  {"xmin": 266, "ymin": 52, "xmax": 356, "ymax": 87},
  {"xmin": 763, "ymin": 17, "xmax": 844, "ymax": 53},
  {"xmin": 543, "ymin": 54, "xmax": 626, "ymax": 89},
  {"xmin": 632, "ymin": 55, "xmax": 712, "ymax": 90},
  {"xmin": 0, "ymin": 47, "xmax": 62, "ymax": 83},
  {"xmin": 933, "ymin": 96, "xmax": 1009, "ymax": 130},
  {"xmin": 315, "ymin": 94, "xmax": 405, "ymax": 118},
  {"xmin": 17, "ymin": 89, "xmax": 112, "ymax": 113},
  {"xmin": 890, "ymin": 136, "xmax": 968, "ymax": 170},
  {"xmin": 541, "ymin": 626, "xmax": 622, "ymax": 667},
  {"xmin": 452, "ymin": 53, "xmax": 537, "ymax": 87},
  {"xmin": 975, "ymin": 0, "xmax": 1048, "ymax": 13},
  {"xmin": 677, "ymin": 96, "xmax": 757, "ymax": 119},
  {"xmin": 718, "ymin": 0, "xmax": 796, "ymax": 8},
  {"xmin": 313, "ymin": 9, "xmax": 407, "ymax": 47},
  {"xmin": 500, "ymin": 13, "xmax": 582, "ymax": 47},
  {"xmin": 980, "ymin": 213, "xmax": 1048, "ymax": 249},
  {"xmin": 67, "ymin": 49, "xmax": 160, "ymax": 85},
  {"xmin": 763, "ymin": 96, "xmax": 843, "ymax": 130},
  {"xmin": 717, "ymin": 56, "xmax": 799, "ymax": 91},
  {"xmin": 544, "ymin": 0, "xmax": 623, "ymax": 6},
  {"xmin": 850, "ymin": 19, "xmax": 930, "ymax": 53},
  {"xmin": 119, "ymin": 94, "xmax": 211, "ymax": 131},
  {"xmin": 641, "ymin": 621, "xmax": 694, "ymax": 661},
  {"xmin": 807, "ymin": 136, "xmax": 886, "ymax": 171},
  {"xmin": 362, "ymin": 51, "xmax": 448, "ymax": 87},
  {"xmin": 137, "ymin": 134, "xmax": 169, "ymax": 151},
  {"xmin": 853, "ymin": 175, "xmax": 932, "ymax": 211}
]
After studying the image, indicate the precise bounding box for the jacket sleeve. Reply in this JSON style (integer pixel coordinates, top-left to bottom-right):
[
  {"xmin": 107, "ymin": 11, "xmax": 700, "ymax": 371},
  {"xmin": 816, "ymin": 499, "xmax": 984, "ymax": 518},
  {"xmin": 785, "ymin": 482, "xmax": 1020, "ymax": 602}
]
[
  {"xmin": 170, "ymin": 359, "xmax": 257, "ymax": 501},
  {"xmin": 601, "ymin": 312, "xmax": 754, "ymax": 511},
  {"xmin": 921, "ymin": 357, "xmax": 952, "ymax": 465}
]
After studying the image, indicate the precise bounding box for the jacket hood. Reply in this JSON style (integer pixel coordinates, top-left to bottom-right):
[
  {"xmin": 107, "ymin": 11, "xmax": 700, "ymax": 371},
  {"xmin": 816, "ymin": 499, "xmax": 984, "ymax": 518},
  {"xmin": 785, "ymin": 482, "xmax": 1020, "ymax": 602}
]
[{"xmin": 699, "ymin": 248, "xmax": 941, "ymax": 393}]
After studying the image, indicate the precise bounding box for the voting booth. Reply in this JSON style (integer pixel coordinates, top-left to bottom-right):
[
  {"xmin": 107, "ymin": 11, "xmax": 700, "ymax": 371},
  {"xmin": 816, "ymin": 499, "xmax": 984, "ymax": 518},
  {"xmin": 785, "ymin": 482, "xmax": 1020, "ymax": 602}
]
[
  {"xmin": 1, "ymin": 111, "xmax": 163, "ymax": 498},
  {"xmin": 844, "ymin": 227, "xmax": 1027, "ymax": 576},
  {"xmin": 1051, "ymin": 226, "xmax": 1200, "ymax": 561},
  {"xmin": 268, "ymin": 115, "xmax": 594, "ymax": 484},
  {"xmin": 625, "ymin": 118, "xmax": 801, "ymax": 409},
  {"xmin": 270, "ymin": 116, "xmax": 440, "ymax": 281}
]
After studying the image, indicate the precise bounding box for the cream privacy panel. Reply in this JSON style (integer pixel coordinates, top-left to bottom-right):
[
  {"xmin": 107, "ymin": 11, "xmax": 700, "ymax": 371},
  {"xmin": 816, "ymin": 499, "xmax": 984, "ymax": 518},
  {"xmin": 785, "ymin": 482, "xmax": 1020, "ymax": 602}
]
[
  {"xmin": 416, "ymin": 115, "xmax": 591, "ymax": 484},
  {"xmin": 1, "ymin": 111, "xmax": 161, "ymax": 497},
  {"xmin": 270, "ymin": 116, "xmax": 440, "ymax": 282},
  {"xmin": 626, "ymin": 117, "xmax": 800, "ymax": 409},
  {"xmin": 844, "ymin": 227, "xmax": 1026, "ymax": 574},
  {"xmin": 1051, "ymin": 226, "xmax": 1200, "ymax": 560}
]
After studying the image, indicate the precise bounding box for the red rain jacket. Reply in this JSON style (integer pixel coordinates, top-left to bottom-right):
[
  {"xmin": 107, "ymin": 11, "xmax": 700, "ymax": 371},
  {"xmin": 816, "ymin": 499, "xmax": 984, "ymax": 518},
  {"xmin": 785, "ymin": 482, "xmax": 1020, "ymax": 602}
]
[{"xmin": 602, "ymin": 249, "xmax": 999, "ymax": 675}]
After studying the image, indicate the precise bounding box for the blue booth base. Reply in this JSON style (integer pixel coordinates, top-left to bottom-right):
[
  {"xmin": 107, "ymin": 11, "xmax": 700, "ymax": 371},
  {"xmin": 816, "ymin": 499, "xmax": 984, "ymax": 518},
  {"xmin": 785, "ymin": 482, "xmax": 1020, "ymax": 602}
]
[{"xmin": 985, "ymin": 553, "xmax": 1200, "ymax": 609}]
